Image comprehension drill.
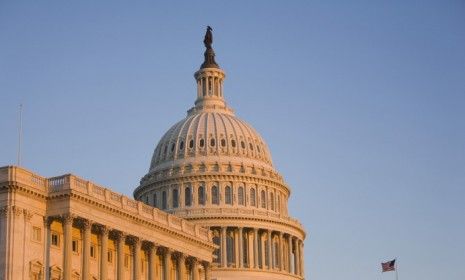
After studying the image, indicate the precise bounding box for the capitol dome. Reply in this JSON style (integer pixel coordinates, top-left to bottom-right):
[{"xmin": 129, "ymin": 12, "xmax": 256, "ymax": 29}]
[
  {"xmin": 135, "ymin": 28, "xmax": 305, "ymax": 280},
  {"xmin": 149, "ymin": 108, "xmax": 274, "ymax": 173}
]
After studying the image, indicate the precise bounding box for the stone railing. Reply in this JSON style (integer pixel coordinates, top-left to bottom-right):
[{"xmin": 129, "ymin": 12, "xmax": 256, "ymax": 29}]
[{"xmin": 0, "ymin": 166, "xmax": 210, "ymax": 242}]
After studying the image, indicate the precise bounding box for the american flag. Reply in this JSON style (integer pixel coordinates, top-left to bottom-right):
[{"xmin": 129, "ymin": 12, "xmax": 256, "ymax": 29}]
[{"xmin": 381, "ymin": 259, "xmax": 396, "ymax": 272}]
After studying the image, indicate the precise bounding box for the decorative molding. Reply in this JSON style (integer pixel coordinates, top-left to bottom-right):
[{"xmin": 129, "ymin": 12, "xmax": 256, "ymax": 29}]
[
  {"xmin": 61, "ymin": 213, "xmax": 75, "ymax": 225},
  {"xmin": 23, "ymin": 209, "xmax": 34, "ymax": 221}
]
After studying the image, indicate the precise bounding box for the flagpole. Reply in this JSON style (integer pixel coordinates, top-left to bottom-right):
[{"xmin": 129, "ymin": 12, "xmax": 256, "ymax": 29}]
[{"xmin": 395, "ymin": 258, "xmax": 398, "ymax": 280}]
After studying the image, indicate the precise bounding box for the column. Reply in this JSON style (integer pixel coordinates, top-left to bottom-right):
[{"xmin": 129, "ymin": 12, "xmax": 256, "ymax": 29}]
[
  {"xmin": 253, "ymin": 228, "xmax": 259, "ymax": 269},
  {"xmin": 116, "ymin": 232, "xmax": 126, "ymax": 280},
  {"xmin": 238, "ymin": 227, "xmax": 243, "ymax": 268},
  {"xmin": 99, "ymin": 226, "xmax": 109, "ymax": 280},
  {"xmin": 132, "ymin": 238, "xmax": 141, "ymax": 280},
  {"xmin": 293, "ymin": 238, "xmax": 299, "ymax": 275},
  {"xmin": 163, "ymin": 248, "xmax": 171, "ymax": 280},
  {"xmin": 43, "ymin": 217, "xmax": 52, "ymax": 280},
  {"xmin": 287, "ymin": 235, "xmax": 293, "ymax": 273},
  {"xmin": 299, "ymin": 241, "xmax": 304, "ymax": 277},
  {"xmin": 279, "ymin": 233, "xmax": 284, "ymax": 271},
  {"xmin": 191, "ymin": 259, "xmax": 199, "ymax": 280},
  {"xmin": 82, "ymin": 220, "xmax": 92, "ymax": 280},
  {"xmin": 203, "ymin": 262, "xmax": 211, "ymax": 280},
  {"xmin": 148, "ymin": 244, "xmax": 157, "ymax": 280},
  {"xmin": 62, "ymin": 214, "xmax": 73, "ymax": 280},
  {"xmin": 178, "ymin": 253, "xmax": 186, "ymax": 280},
  {"xmin": 234, "ymin": 229, "xmax": 239, "ymax": 268},
  {"xmin": 221, "ymin": 227, "xmax": 227, "ymax": 267},
  {"xmin": 267, "ymin": 230, "xmax": 272, "ymax": 269}
]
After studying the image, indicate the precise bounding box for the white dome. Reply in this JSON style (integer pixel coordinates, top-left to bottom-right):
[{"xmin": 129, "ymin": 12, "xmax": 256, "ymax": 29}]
[{"xmin": 149, "ymin": 111, "xmax": 273, "ymax": 172}]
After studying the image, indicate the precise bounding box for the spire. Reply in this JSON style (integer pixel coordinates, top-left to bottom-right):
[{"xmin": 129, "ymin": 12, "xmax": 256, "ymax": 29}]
[{"xmin": 200, "ymin": 26, "xmax": 219, "ymax": 69}]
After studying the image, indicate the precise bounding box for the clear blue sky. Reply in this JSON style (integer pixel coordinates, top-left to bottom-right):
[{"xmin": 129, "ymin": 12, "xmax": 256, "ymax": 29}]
[{"xmin": 1, "ymin": 1, "xmax": 464, "ymax": 279}]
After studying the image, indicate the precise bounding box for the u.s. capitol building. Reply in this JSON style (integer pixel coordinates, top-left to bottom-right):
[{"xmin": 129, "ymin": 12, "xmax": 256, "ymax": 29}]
[{"xmin": 0, "ymin": 28, "xmax": 306, "ymax": 280}]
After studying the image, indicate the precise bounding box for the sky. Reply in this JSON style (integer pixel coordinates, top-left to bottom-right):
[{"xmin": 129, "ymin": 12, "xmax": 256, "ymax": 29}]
[{"xmin": 1, "ymin": 1, "xmax": 465, "ymax": 279}]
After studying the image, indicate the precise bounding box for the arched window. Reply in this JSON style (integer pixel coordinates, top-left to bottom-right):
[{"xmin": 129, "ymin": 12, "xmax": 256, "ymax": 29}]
[
  {"xmin": 273, "ymin": 238, "xmax": 280, "ymax": 268},
  {"xmin": 225, "ymin": 186, "xmax": 232, "ymax": 205},
  {"xmin": 270, "ymin": 192, "xmax": 275, "ymax": 211},
  {"xmin": 238, "ymin": 187, "xmax": 244, "ymax": 206},
  {"xmin": 153, "ymin": 193, "xmax": 157, "ymax": 208},
  {"xmin": 172, "ymin": 188, "xmax": 179, "ymax": 208},
  {"xmin": 226, "ymin": 232, "xmax": 235, "ymax": 265},
  {"xmin": 185, "ymin": 187, "xmax": 191, "ymax": 207},
  {"xmin": 250, "ymin": 188, "xmax": 256, "ymax": 207},
  {"xmin": 179, "ymin": 140, "xmax": 184, "ymax": 150},
  {"xmin": 261, "ymin": 190, "xmax": 266, "ymax": 208},
  {"xmin": 211, "ymin": 186, "xmax": 219, "ymax": 205},
  {"xmin": 199, "ymin": 139, "xmax": 205, "ymax": 148},
  {"xmin": 198, "ymin": 185, "xmax": 205, "ymax": 205},
  {"xmin": 162, "ymin": 191, "xmax": 167, "ymax": 210},
  {"xmin": 277, "ymin": 194, "xmax": 281, "ymax": 213}
]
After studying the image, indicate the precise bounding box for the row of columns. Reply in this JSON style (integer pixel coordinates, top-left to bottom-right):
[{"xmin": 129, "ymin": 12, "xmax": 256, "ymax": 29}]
[
  {"xmin": 212, "ymin": 226, "xmax": 304, "ymax": 277},
  {"xmin": 197, "ymin": 76, "xmax": 223, "ymax": 98},
  {"xmin": 44, "ymin": 214, "xmax": 211, "ymax": 280}
]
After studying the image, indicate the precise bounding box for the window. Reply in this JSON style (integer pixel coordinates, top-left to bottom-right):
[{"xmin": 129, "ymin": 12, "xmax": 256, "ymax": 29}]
[
  {"xmin": 277, "ymin": 195, "xmax": 281, "ymax": 213},
  {"xmin": 51, "ymin": 232, "xmax": 60, "ymax": 247},
  {"xmin": 189, "ymin": 139, "xmax": 194, "ymax": 149},
  {"xmin": 274, "ymin": 239, "xmax": 280, "ymax": 268},
  {"xmin": 162, "ymin": 191, "xmax": 167, "ymax": 210},
  {"xmin": 225, "ymin": 186, "xmax": 232, "ymax": 205},
  {"xmin": 170, "ymin": 143, "xmax": 175, "ymax": 152},
  {"xmin": 226, "ymin": 233, "xmax": 235, "ymax": 265},
  {"xmin": 249, "ymin": 143, "xmax": 253, "ymax": 150},
  {"xmin": 185, "ymin": 187, "xmax": 192, "ymax": 207},
  {"xmin": 108, "ymin": 251, "xmax": 113, "ymax": 263},
  {"xmin": 270, "ymin": 192, "xmax": 275, "ymax": 211},
  {"xmin": 221, "ymin": 139, "xmax": 226, "ymax": 147},
  {"xmin": 179, "ymin": 140, "xmax": 184, "ymax": 150},
  {"xmin": 199, "ymin": 139, "xmax": 205, "ymax": 148},
  {"xmin": 238, "ymin": 187, "xmax": 244, "ymax": 206},
  {"xmin": 211, "ymin": 186, "xmax": 219, "ymax": 205},
  {"xmin": 90, "ymin": 244, "xmax": 96, "ymax": 258},
  {"xmin": 32, "ymin": 226, "xmax": 41, "ymax": 242},
  {"xmin": 198, "ymin": 185, "xmax": 205, "ymax": 205},
  {"xmin": 257, "ymin": 145, "xmax": 261, "ymax": 153},
  {"xmin": 261, "ymin": 190, "xmax": 266, "ymax": 208},
  {"xmin": 241, "ymin": 141, "xmax": 246, "ymax": 149},
  {"xmin": 210, "ymin": 138, "xmax": 215, "ymax": 147},
  {"xmin": 72, "ymin": 239, "xmax": 79, "ymax": 253},
  {"xmin": 172, "ymin": 188, "xmax": 179, "ymax": 208},
  {"xmin": 153, "ymin": 193, "xmax": 158, "ymax": 208},
  {"xmin": 231, "ymin": 139, "xmax": 236, "ymax": 147},
  {"xmin": 250, "ymin": 188, "xmax": 256, "ymax": 207},
  {"xmin": 213, "ymin": 233, "xmax": 220, "ymax": 264}
]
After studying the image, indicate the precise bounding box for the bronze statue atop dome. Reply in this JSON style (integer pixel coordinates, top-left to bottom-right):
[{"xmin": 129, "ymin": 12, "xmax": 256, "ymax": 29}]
[
  {"xmin": 200, "ymin": 26, "xmax": 219, "ymax": 69},
  {"xmin": 204, "ymin": 26, "xmax": 213, "ymax": 49}
]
